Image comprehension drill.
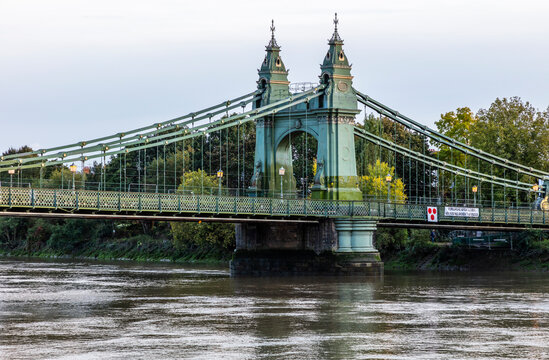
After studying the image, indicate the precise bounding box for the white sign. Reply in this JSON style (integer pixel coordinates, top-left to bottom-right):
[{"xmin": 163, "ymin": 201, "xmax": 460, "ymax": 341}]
[
  {"xmin": 444, "ymin": 207, "xmax": 479, "ymax": 218},
  {"xmin": 427, "ymin": 207, "xmax": 438, "ymax": 222}
]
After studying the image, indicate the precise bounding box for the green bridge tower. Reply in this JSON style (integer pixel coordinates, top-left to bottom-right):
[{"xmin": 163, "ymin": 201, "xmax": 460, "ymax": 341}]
[
  {"xmin": 233, "ymin": 15, "xmax": 382, "ymax": 276},
  {"xmin": 249, "ymin": 15, "xmax": 362, "ymax": 201}
]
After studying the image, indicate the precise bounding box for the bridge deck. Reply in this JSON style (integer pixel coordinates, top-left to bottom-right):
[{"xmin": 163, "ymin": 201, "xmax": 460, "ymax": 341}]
[{"xmin": 0, "ymin": 187, "xmax": 547, "ymax": 227}]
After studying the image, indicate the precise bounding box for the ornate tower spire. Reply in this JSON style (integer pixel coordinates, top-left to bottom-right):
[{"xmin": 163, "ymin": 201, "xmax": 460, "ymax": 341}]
[
  {"xmin": 322, "ymin": 13, "xmax": 351, "ymax": 81},
  {"xmin": 319, "ymin": 12, "xmax": 357, "ymax": 110},
  {"xmin": 267, "ymin": 19, "xmax": 279, "ymax": 49},
  {"xmin": 329, "ymin": 13, "xmax": 343, "ymax": 44},
  {"xmin": 256, "ymin": 20, "xmax": 289, "ymax": 105}
]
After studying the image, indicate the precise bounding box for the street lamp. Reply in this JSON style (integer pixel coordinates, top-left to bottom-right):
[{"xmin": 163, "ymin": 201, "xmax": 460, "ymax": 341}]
[
  {"xmin": 472, "ymin": 185, "xmax": 478, "ymax": 206},
  {"xmin": 216, "ymin": 169, "xmax": 223, "ymax": 196},
  {"xmin": 279, "ymin": 166, "xmax": 285, "ymax": 199},
  {"xmin": 8, "ymin": 169, "xmax": 15, "ymax": 188},
  {"xmin": 385, "ymin": 173, "xmax": 392, "ymax": 203},
  {"xmin": 70, "ymin": 163, "xmax": 77, "ymax": 190}
]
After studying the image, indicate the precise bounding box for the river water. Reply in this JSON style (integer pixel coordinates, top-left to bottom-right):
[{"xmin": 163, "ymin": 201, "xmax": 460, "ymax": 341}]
[{"xmin": 0, "ymin": 258, "xmax": 547, "ymax": 360}]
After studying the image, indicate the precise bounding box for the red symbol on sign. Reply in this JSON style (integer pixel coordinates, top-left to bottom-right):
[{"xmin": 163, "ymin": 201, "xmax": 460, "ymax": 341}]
[{"xmin": 427, "ymin": 207, "xmax": 438, "ymax": 222}]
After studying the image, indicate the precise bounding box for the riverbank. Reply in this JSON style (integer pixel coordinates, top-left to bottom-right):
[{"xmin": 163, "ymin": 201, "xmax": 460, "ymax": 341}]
[
  {"xmin": 3, "ymin": 243, "xmax": 548, "ymax": 272},
  {"xmin": 384, "ymin": 244, "xmax": 549, "ymax": 272},
  {"xmin": 0, "ymin": 218, "xmax": 235, "ymax": 265},
  {"xmin": 1, "ymin": 218, "xmax": 548, "ymax": 271},
  {"xmin": 0, "ymin": 235, "xmax": 232, "ymax": 265}
]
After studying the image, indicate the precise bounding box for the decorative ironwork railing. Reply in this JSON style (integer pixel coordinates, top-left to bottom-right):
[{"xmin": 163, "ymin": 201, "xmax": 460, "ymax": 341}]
[{"xmin": 0, "ymin": 187, "xmax": 548, "ymax": 226}]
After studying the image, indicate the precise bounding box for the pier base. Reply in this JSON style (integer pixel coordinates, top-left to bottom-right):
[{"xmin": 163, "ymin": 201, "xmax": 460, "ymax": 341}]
[{"xmin": 230, "ymin": 218, "xmax": 383, "ymax": 276}]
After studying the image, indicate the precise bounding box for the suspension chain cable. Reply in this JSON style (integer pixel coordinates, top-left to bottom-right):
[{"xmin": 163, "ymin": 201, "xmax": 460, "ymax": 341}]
[
  {"xmin": 201, "ymin": 133, "xmax": 204, "ymax": 195},
  {"xmin": 144, "ymin": 147, "xmax": 147, "ymax": 193},
  {"xmin": 163, "ymin": 143, "xmax": 166, "ymax": 193}
]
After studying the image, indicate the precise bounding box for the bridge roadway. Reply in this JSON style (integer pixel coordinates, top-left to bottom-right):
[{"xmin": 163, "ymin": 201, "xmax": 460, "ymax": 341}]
[{"xmin": 1, "ymin": 187, "xmax": 548, "ymax": 231}]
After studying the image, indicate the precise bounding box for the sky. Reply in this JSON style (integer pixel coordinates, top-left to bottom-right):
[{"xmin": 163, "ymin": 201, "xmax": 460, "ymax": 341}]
[{"xmin": 1, "ymin": 0, "xmax": 548, "ymax": 151}]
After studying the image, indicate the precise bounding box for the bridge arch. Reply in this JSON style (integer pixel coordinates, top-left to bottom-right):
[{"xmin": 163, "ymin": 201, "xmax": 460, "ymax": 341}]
[{"xmin": 274, "ymin": 129, "xmax": 319, "ymax": 198}]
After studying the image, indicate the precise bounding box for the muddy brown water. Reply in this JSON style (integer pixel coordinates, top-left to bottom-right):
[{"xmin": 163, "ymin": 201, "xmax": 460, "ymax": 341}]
[{"xmin": 0, "ymin": 258, "xmax": 547, "ymax": 359}]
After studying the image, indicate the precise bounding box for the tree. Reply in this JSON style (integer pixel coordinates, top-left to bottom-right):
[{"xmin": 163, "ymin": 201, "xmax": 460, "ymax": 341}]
[
  {"xmin": 178, "ymin": 169, "xmax": 219, "ymax": 195},
  {"xmin": 1, "ymin": 145, "xmax": 41, "ymax": 187},
  {"xmin": 198, "ymin": 116, "xmax": 256, "ymax": 192},
  {"xmin": 435, "ymin": 107, "xmax": 477, "ymax": 168},
  {"xmin": 436, "ymin": 107, "xmax": 477, "ymax": 145},
  {"xmin": 472, "ymin": 97, "xmax": 549, "ymax": 172},
  {"xmin": 356, "ymin": 114, "xmax": 430, "ymax": 201},
  {"xmin": 170, "ymin": 170, "xmax": 235, "ymax": 251},
  {"xmin": 437, "ymin": 98, "xmax": 549, "ymax": 204},
  {"xmin": 358, "ymin": 160, "xmax": 407, "ymax": 203},
  {"xmin": 2, "ymin": 145, "xmax": 35, "ymax": 157},
  {"xmin": 290, "ymin": 132, "xmax": 318, "ymax": 196},
  {"xmin": 48, "ymin": 168, "xmax": 83, "ymax": 189}
]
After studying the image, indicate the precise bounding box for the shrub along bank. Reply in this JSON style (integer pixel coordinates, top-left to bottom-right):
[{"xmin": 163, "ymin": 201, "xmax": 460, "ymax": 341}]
[
  {"xmin": 0, "ymin": 217, "xmax": 235, "ymax": 263},
  {"xmin": 1, "ymin": 217, "xmax": 548, "ymax": 271},
  {"xmin": 379, "ymin": 228, "xmax": 549, "ymax": 271}
]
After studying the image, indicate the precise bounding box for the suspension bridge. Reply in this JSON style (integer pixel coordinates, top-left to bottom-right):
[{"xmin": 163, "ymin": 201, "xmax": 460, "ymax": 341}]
[{"xmin": 1, "ymin": 15, "xmax": 548, "ymax": 274}]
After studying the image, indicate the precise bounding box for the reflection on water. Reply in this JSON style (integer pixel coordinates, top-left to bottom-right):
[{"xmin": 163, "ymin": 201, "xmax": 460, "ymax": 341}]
[{"xmin": 0, "ymin": 258, "xmax": 547, "ymax": 359}]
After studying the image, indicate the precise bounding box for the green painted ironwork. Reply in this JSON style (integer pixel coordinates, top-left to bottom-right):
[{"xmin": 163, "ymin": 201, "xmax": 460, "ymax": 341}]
[
  {"xmin": 0, "ymin": 186, "xmax": 547, "ymax": 227},
  {"xmin": 250, "ymin": 16, "xmax": 362, "ymax": 200}
]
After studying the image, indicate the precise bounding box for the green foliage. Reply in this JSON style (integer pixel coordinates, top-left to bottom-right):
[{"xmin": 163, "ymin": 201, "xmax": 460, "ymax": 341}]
[
  {"xmin": 290, "ymin": 132, "xmax": 318, "ymax": 194},
  {"xmin": 436, "ymin": 97, "xmax": 548, "ymax": 204},
  {"xmin": 195, "ymin": 118, "xmax": 256, "ymax": 190},
  {"xmin": 356, "ymin": 114, "xmax": 431, "ymax": 200},
  {"xmin": 171, "ymin": 221, "xmax": 235, "ymax": 250},
  {"xmin": 48, "ymin": 168, "xmax": 83, "ymax": 189},
  {"xmin": 436, "ymin": 107, "xmax": 477, "ymax": 145},
  {"xmin": 436, "ymin": 107, "xmax": 476, "ymax": 167},
  {"xmin": 47, "ymin": 219, "xmax": 112, "ymax": 253},
  {"xmin": 0, "ymin": 145, "xmax": 42, "ymax": 185},
  {"xmin": 0, "ymin": 218, "xmax": 30, "ymax": 247},
  {"xmin": 26, "ymin": 219, "xmax": 54, "ymax": 252},
  {"xmin": 170, "ymin": 170, "xmax": 236, "ymax": 251},
  {"xmin": 376, "ymin": 227, "xmax": 436, "ymax": 267},
  {"xmin": 375, "ymin": 228, "xmax": 409, "ymax": 254},
  {"xmin": 358, "ymin": 159, "xmax": 407, "ymax": 202},
  {"xmin": 472, "ymin": 97, "xmax": 549, "ymax": 172},
  {"xmin": 179, "ymin": 169, "xmax": 219, "ymax": 194},
  {"xmin": 2, "ymin": 145, "xmax": 35, "ymax": 157}
]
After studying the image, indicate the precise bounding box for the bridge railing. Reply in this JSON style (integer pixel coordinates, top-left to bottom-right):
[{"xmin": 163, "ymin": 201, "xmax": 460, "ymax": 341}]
[
  {"xmin": 0, "ymin": 187, "xmax": 548, "ymax": 226},
  {"xmin": 1, "ymin": 176, "xmax": 540, "ymax": 210}
]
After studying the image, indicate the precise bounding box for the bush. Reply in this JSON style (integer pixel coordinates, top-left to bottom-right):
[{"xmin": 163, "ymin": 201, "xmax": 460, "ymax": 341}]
[
  {"xmin": 170, "ymin": 221, "xmax": 235, "ymax": 251},
  {"xmin": 376, "ymin": 228, "xmax": 408, "ymax": 255}
]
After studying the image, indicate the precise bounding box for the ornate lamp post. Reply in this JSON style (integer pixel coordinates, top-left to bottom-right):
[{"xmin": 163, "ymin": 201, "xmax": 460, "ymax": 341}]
[
  {"xmin": 70, "ymin": 163, "xmax": 77, "ymax": 190},
  {"xmin": 472, "ymin": 185, "xmax": 478, "ymax": 207},
  {"xmin": 385, "ymin": 173, "xmax": 392, "ymax": 203},
  {"xmin": 217, "ymin": 169, "xmax": 223, "ymax": 196},
  {"xmin": 279, "ymin": 166, "xmax": 285, "ymax": 199},
  {"xmin": 8, "ymin": 169, "xmax": 15, "ymax": 189}
]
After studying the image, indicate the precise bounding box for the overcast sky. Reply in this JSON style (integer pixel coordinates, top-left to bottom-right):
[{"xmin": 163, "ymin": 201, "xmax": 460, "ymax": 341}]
[{"xmin": 1, "ymin": 0, "xmax": 548, "ymax": 151}]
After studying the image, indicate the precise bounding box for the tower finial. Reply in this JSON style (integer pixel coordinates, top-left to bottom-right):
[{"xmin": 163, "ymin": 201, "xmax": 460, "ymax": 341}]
[
  {"xmin": 330, "ymin": 12, "xmax": 342, "ymax": 43},
  {"xmin": 267, "ymin": 19, "xmax": 279, "ymax": 49}
]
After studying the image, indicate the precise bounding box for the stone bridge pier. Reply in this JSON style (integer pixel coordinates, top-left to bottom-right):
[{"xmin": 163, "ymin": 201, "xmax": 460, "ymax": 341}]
[{"xmin": 230, "ymin": 218, "xmax": 383, "ymax": 276}]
